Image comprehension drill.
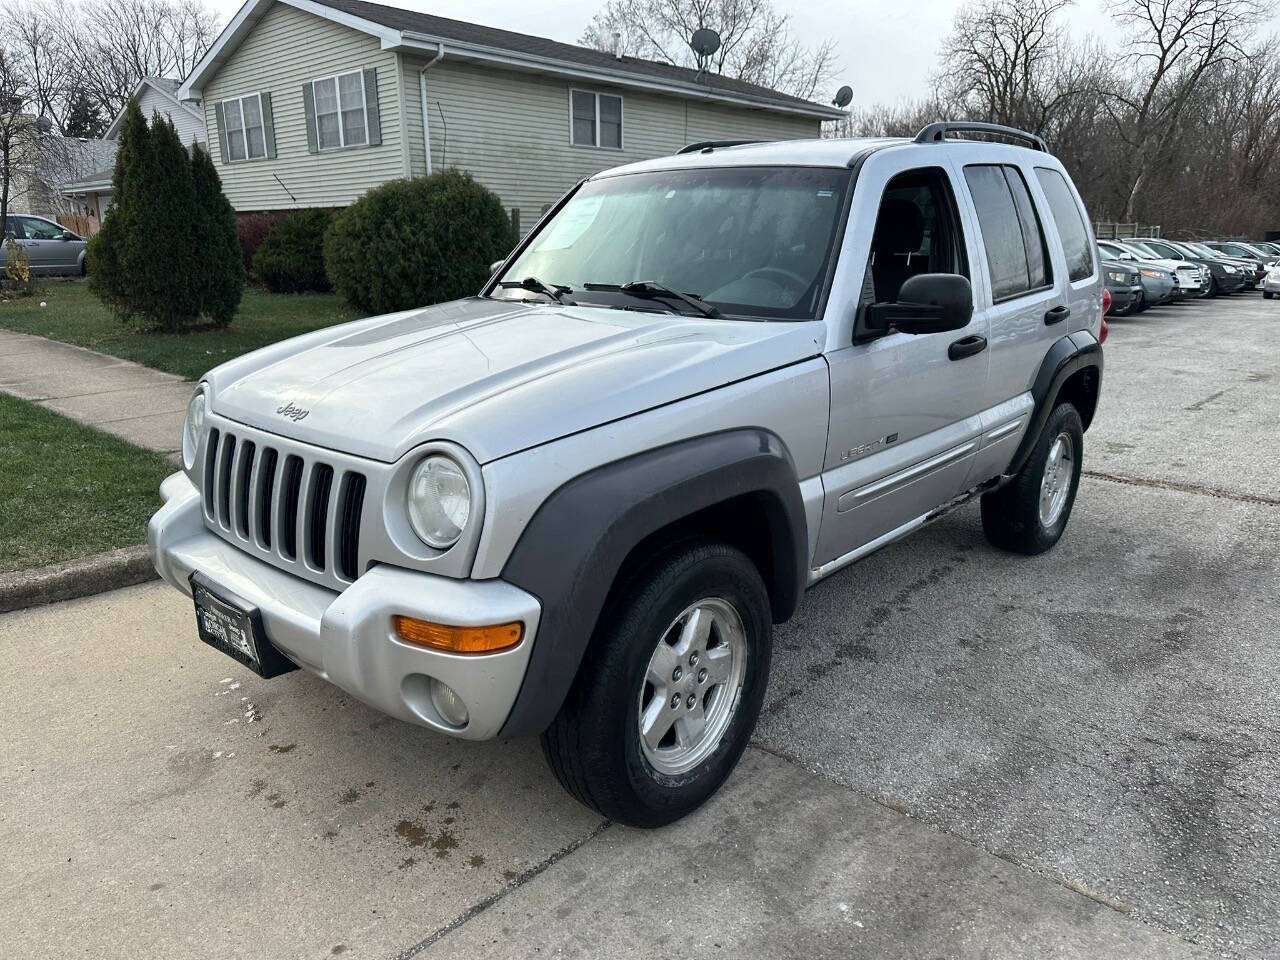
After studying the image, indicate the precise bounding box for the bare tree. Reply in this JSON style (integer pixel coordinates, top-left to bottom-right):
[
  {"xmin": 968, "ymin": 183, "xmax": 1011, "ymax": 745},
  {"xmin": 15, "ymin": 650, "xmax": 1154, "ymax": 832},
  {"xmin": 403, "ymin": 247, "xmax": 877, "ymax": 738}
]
[
  {"xmin": 60, "ymin": 0, "xmax": 219, "ymax": 117},
  {"xmin": 1106, "ymin": 0, "xmax": 1267, "ymax": 218},
  {"xmin": 3, "ymin": 0, "xmax": 78, "ymax": 128},
  {"xmin": 581, "ymin": 0, "xmax": 838, "ymax": 100}
]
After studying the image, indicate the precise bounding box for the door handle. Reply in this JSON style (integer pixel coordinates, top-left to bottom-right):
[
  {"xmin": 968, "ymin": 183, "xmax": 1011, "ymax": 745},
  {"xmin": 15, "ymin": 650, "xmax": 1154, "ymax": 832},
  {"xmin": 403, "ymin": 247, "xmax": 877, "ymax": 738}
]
[
  {"xmin": 948, "ymin": 334, "xmax": 987, "ymax": 361},
  {"xmin": 1044, "ymin": 304, "xmax": 1071, "ymax": 325}
]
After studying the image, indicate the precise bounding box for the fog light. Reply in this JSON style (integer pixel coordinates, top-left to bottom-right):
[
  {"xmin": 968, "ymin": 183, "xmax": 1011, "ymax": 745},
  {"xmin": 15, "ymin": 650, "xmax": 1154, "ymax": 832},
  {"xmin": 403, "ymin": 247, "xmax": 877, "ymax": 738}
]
[
  {"xmin": 392, "ymin": 615, "xmax": 523, "ymax": 654},
  {"xmin": 429, "ymin": 677, "xmax": 469, "ymax": 727}
]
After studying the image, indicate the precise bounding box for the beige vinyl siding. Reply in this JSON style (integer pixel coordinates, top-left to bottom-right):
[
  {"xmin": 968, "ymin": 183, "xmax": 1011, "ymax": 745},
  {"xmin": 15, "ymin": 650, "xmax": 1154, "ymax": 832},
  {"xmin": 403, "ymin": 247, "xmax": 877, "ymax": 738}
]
[
  {"xmin": 419, "ymin": 60, "xmax": 818, "ymax": 235},
  {"xmin": 200, "ymin": 2, "xmax": 404, "ymax": 211},
  {"xmin": 136, "ymin": 85, "xmax": 205, "ymax": 147}
]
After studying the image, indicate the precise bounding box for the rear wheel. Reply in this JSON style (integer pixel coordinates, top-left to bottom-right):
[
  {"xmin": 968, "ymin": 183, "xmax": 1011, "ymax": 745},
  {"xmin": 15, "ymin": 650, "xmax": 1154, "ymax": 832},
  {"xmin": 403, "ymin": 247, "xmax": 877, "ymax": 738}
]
[
  {"xmin": 541, "ymin": 541, "xmax": 772, "ymax": 828},
  {"xmin": 1264, "ymin": 291, "xmax": 1274, "ymax": 300},
  {"xmin": 981, "ymin": 403, "xmax": 1084, "ymax": 555}
]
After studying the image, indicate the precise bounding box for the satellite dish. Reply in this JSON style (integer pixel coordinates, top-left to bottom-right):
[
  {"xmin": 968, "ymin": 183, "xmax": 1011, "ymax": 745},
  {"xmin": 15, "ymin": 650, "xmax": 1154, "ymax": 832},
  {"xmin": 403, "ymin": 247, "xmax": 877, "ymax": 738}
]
[
  {"xmin": 690, "ymin": 27, "xmax": 722, "ymax": 59},
  {"xmin": 35, "ymin": 115, "xmax": 53, "ymax": 134},
  {"xmin": 832, "ymin": 85, "xmax": 853, "ymax": 108}
]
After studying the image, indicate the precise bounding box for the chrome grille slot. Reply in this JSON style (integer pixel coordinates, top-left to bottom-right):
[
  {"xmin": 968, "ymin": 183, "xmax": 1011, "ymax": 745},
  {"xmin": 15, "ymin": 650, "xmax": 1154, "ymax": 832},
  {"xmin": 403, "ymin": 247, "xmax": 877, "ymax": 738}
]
[
  {"xmin": 198, "ymin": 423, "xmax": 369, "ymax": 589},
  {"xmin": 255, "ymin": 447, "xmax": 277, "ymax": 549},
  {"xmin": 337, "ymin": 473, "xmax": 366, "ymax": 582},
  {"xmin": 216, "ymin": 434, "xmax": 236, "ymax": 528},
  {"xmin": 306, "ymin": 464, "xmax": 334, "ymax": 571},
  {"xmin": 203, "ymin": 427, "xmax": 220, "ymax": 518},
  {"xmin": 279, "ymin": 455, "xmax": 303, "ymax": 560},
  {"xmin": 233, "ymin": 441, "xmax": 256, "ymax": 538}
]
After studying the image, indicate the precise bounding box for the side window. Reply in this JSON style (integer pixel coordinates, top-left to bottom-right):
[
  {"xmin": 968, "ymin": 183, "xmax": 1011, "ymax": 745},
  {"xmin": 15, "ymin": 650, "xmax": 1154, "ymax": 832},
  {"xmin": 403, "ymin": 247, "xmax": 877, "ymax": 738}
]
[
  {"xmin": 964, "ymin": 164, "xmax": 1052, "ymax": 301},
  {"xmin": 1036, "ymin": 167, "xmax": 1094, "ymax": 282},
  {"xmin": 1, "ymin": 217, "xmax": 21, "ymax": 239},
  {"xmin": 1004, "ymin": 167, "xmax": 1050, "ymax": 289},
  {"xmin": 20, "ymin": 217, "xmax": 63, "ymax": 240},
  {"xmin": 867, "ymin": 166, "xmax": 968, "ymax": 303}
]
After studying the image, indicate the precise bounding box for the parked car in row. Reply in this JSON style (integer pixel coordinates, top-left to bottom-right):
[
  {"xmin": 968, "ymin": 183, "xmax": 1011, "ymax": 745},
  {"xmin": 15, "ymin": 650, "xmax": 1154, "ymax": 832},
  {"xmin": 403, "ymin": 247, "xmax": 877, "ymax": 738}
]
[
  {"xmin": 1097, "ymin": 243, "xmax": 1173, "ymax": 312},
  {"xmin": 1098, "ymin": 239, "xmax": 1196, "ymax": 303},
  {"xmin": 1123, "ymin": 238, "xmax": 1248, "ymax": 296},
  {"xmin": 1263, "ymin": 262, "xmax": 1280, "ymax": 299}
]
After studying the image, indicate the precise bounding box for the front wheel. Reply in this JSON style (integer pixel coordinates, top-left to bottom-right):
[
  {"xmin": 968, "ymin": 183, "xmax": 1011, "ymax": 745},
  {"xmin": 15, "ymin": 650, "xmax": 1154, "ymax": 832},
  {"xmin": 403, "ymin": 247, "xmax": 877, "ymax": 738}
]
[
  {"xmin": 541, "ymin": 541, "xmax": 771, "ymax": 828},
  {"xmin": 981, "ymin": 403, "xmax": 1084, "ymax": 555}
]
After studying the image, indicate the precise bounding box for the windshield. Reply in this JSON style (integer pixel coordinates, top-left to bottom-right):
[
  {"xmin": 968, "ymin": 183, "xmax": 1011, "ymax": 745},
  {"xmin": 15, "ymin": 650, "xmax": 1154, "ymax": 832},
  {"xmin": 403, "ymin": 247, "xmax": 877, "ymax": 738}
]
[
  {"xmin": 493, "ymin": 166, "xmax": 851, "ymax": 320},
  {"xmin": 1187, "ymin": 242, "xmax": 1221, "ymax": 258}
]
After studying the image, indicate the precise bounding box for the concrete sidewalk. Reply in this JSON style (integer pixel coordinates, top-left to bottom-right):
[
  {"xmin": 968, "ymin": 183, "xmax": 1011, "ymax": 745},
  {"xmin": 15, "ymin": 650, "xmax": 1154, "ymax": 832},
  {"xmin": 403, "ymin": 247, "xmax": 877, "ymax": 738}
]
[{"xmin": 0, "ymin": 329, "xmax": 191, "ymax": 456}]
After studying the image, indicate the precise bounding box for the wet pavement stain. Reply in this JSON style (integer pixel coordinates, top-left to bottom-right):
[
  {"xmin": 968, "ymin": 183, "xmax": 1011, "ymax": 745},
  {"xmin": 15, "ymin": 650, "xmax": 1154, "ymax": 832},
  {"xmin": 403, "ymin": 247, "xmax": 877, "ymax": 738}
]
[
  {"xmin": 268, "ymin": 743, "xmax": 296, "ymax": 754},
  {"xmin": 468, "ymin": 854, "xmax": 485, "ymax": 868},
  {"xmin": 246, "ymin": 778, "xmax": 266, "ymax": 799},
  {"xmin": 337, "ymin": 787, "xmax": 361, "ymax": 804},
  {"xmin": 398, "ymin": 857, "xmax": 417, "ymax": 871}
]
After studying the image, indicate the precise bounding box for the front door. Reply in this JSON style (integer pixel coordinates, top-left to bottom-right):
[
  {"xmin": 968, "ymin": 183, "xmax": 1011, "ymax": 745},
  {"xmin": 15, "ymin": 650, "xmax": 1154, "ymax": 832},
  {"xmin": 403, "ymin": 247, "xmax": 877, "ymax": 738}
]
[{"xmin": 814, "ymin": 159, "xmax": 991, "ymax": 571}]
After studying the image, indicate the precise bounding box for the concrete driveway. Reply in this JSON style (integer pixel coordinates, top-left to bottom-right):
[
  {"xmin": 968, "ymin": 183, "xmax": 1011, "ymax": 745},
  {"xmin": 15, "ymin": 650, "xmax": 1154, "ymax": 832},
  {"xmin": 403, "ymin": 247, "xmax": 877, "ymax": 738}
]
[{"xmin": 4, "ymin": 293, "xmax": 1278, "ymax": 959}]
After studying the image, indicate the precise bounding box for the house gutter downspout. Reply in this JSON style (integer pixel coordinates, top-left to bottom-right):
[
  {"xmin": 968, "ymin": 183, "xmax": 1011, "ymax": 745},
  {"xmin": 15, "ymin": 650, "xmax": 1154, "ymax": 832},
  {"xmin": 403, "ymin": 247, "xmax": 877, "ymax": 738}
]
[{"xmin": 419, "ymin": 42, "xmax": 444, "ymax": 174}]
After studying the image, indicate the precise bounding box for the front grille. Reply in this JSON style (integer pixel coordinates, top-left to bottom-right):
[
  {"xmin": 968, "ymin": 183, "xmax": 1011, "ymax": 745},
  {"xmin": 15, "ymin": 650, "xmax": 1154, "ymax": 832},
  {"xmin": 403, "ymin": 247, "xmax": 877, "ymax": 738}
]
[{"xmin": 203, "ymin": 428, "xmax": 368, "ymax": 584}]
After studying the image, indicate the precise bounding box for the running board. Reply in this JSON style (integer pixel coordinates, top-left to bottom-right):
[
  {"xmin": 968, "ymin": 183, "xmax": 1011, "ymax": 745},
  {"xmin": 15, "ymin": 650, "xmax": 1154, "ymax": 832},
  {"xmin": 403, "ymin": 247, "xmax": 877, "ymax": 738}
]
[{"xmin": 807, "ymin": 479, "xmax": 999, "ymax": 586}]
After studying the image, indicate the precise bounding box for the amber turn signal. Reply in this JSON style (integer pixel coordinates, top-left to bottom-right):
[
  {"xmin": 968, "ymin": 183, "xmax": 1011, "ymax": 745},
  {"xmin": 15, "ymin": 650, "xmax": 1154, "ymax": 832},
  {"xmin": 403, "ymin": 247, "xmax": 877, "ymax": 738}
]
[{"xmin": 392, "ymin": 616, "xmax": 523, "ymax": 654}]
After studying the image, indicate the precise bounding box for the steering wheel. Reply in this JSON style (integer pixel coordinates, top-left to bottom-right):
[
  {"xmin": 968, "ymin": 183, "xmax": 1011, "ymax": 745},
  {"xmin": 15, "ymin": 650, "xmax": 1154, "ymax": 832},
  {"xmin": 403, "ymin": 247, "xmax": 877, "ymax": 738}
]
[{"xmin": 739, "ymin": 266, "xmax": 810, "ymax": 292}]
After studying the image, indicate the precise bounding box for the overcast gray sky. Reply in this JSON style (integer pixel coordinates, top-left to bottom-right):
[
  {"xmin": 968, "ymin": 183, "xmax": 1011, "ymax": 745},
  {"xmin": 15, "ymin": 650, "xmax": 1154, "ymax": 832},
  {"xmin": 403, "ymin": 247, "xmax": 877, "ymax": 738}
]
[{"xmin": 203, "ymin": 0, "xmax": 1277, "ymax": 107}]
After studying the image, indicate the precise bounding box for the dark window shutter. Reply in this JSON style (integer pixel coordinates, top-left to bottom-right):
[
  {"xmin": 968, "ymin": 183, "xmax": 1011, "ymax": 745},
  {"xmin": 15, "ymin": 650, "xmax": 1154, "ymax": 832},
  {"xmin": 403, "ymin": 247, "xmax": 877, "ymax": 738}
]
[
  {"xmin": 302, "ymin": 82, "xmax": 319, "ymax": 154},
  {"xmin": 261, "ymin": 92, "xmax": 277, "ymax": 159},
  {"xmin": 363, "ymin": 67, "xmax": 380, "ymax": 146},
  {"xmin": 213, "ymin": 100, "xmax": 229, "ymax": 163}
]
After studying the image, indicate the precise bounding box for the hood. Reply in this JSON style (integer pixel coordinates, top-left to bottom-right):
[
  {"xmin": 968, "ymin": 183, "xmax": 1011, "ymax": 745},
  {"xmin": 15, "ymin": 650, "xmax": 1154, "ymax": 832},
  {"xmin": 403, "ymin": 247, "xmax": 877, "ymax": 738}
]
[{"xmin": 206, "ymin": 298, "xmax": 824, "ymax": 464}]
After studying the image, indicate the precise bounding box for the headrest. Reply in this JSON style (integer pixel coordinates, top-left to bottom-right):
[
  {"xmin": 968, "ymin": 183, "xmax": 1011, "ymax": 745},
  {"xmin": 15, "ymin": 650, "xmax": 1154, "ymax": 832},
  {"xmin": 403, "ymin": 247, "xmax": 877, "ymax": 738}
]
[{"xmin": 873, "ymin": 198, "xmax": 924, "ymax": 253}]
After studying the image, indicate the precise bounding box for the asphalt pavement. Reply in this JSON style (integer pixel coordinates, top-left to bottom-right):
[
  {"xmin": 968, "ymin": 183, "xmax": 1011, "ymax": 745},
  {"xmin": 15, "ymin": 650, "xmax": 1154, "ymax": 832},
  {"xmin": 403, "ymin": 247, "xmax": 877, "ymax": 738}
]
[{"xmin": 3, "ymin": 291, "xmax": 1277, "ymax": 959}]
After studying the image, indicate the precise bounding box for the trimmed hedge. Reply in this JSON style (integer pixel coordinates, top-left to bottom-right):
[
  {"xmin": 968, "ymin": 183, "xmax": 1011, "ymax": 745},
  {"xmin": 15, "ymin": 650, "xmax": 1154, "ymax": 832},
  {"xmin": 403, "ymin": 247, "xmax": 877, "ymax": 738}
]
[
  {"xmin": 323, "ymin": 170, "xmax": 513, "ymax": 314},
  {"xmin": 252, "ymin": 209, "xmax": 333, "ymax": 293}
]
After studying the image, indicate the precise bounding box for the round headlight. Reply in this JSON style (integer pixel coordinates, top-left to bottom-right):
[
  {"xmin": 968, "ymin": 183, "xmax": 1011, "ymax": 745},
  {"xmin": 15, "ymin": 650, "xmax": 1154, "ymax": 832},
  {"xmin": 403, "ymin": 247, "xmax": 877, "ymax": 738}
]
[
  {"xmin": 182, "ymin": 388, "xmax": 206, "ymax": 471},
  {"xmin": 407, "ymin": 455, "xmax": 471, "ymax": 549}
]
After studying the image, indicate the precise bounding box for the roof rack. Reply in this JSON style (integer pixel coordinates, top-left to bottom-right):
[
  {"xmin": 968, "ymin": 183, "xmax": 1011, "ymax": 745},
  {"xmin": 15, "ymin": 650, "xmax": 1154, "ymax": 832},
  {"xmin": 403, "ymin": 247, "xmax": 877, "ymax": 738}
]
[
  {"xmin": 914, "ymin": 122, "xmax": 1047, "ymax": 152},
  {"xmin": 675, "ymin": 139, "xmax": 762, "ymax": 155}
]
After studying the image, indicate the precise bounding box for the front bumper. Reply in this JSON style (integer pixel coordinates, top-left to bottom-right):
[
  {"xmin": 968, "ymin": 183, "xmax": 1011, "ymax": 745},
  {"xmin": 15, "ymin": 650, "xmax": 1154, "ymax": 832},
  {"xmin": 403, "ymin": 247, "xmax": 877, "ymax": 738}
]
[
  {"xmin": 1263, "ymin": 276, "xmax": 1280, "ymax": 294},
  {"xmin": 148, "ymin": 472, "xmax": 541, "ymax": 740}
]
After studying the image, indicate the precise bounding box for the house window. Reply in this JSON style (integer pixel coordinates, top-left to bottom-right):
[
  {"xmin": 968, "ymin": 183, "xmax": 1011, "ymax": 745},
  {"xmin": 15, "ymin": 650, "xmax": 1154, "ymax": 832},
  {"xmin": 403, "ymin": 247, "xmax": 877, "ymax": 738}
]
[
  {"xmin": 311, "ymin": 70, "xmax": 368, "ymax": 149},
  {"xmin": 221, "ymin": 93, "xmax": 266, "ymax": 162},
  {"xmin": 570, "ymin": 90, "xmax": 623, "ymax": 149}
]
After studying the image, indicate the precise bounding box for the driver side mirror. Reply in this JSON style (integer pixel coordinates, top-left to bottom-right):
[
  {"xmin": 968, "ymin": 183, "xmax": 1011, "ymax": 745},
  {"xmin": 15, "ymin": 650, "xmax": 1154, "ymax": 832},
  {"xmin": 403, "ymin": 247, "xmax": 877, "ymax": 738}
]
[
  {"xmin": 863, "ymin": 273, "xmax": 974, "ymax": 337},
  {"xmin": 61, "ymin": 230, "xmax": 76, "ymax": 241},
  {"xmin": 489, "ymin": 260, "xmax": 505, "ymax": 275}
]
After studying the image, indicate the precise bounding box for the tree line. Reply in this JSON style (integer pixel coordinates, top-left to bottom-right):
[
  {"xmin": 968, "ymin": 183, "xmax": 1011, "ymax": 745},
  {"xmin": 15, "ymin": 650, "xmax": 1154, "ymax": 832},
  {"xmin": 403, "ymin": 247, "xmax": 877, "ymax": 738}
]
[{"xmin": 837, "ymin": 0, "xmax": 1280, "ymax": 239}]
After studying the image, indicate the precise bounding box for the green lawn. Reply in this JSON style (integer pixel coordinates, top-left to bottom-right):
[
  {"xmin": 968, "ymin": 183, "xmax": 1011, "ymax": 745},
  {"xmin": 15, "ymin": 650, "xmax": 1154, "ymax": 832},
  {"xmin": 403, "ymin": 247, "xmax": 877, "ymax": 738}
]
[
  {"xmin": 0, "ymin": 280, "xmax": 360, "ymax": 380},
  {"xmin": 0, "ymin": 394, "xmax": 175, "ymax": 573}
]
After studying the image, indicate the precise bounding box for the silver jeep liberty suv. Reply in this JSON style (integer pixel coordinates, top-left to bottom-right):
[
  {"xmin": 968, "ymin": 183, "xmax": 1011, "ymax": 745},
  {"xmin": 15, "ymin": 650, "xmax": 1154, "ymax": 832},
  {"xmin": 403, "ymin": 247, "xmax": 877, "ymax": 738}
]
[{"xmin": 150, "ymin": 121, "xmax": 1103, "ymax": 828}]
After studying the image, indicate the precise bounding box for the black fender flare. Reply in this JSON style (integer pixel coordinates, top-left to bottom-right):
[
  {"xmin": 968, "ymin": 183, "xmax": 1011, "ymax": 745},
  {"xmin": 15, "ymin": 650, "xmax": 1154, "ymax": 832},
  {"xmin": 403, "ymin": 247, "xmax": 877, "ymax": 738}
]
[
  {"xmin": 498, "ymin": 429, "xmax": 807, "ymax": 738},
  {"xmin": 1008, "ymin": 330, "xmax": 1103, "ymax": 477}
]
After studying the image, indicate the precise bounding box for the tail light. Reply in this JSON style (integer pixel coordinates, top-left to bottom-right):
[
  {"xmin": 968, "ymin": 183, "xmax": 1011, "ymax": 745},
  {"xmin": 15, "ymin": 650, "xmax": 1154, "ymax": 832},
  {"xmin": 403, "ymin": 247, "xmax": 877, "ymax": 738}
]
[{"xmin": 1102, "ymin": 286, "xmax": 1112, "ymax": 316}]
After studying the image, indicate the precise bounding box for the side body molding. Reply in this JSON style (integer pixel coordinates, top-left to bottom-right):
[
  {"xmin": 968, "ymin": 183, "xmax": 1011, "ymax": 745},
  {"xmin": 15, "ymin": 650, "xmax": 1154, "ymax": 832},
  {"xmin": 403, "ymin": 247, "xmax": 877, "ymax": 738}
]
[
  {"xmin": 498, "ymin": 429, "xmax": 808, "ymax": 738},
  {"xmin": 1007, "ymin": 330, "xmax": 1103, "ymax": 477}
]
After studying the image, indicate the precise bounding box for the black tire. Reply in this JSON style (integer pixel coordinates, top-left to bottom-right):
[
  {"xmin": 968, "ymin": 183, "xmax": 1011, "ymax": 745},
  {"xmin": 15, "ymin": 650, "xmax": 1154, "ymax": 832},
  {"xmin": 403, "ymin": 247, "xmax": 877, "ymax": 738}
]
[
  {"xmin": 1135, "ymin": 293, "xmax": 1148, "ymax": 312},
  {"xmin": 980, "ymin": 403, "xmax": 1084, "ymax": 555},
  {"xmin": 541, "ymin": 541, "xmax": 772, "ymax": 828},
  {"xmin": 1265, "ymin": 291, "xmax": 1274, "ymax": 300},
  {"xmin": 1205, "ymin": 276, "xmax": 1218, "ymax": 297}
]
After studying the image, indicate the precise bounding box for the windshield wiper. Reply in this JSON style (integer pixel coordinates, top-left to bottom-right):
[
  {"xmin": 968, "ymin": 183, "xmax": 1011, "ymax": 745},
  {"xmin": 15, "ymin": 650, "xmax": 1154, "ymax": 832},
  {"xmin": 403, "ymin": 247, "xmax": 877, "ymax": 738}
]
[
  {"xmin": 497, "ymin": 276, "xmax": 573, "ymax": 303},
  {"xmin": 583, "ymin": 280, "xmax": 722, "ymax": 318}
]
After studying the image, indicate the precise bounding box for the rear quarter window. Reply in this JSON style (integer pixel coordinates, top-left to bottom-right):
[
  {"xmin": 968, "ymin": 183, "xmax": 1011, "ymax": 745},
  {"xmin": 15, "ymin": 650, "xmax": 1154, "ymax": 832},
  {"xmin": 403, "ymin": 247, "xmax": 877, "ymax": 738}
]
[{"xmin": 1035, "ymin": 167, "xmax": 1094, "ymax": 282}]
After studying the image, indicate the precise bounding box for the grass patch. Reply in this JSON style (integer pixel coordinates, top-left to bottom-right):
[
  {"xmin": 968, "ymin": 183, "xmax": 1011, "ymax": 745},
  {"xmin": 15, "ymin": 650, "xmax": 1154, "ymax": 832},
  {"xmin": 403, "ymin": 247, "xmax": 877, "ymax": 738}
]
[
  {"xmin": 0, "ymin": 280, "xmax": 360, "ymax": 380},
  {"xmin": 0, "ymin": 394, "xmax": 174, "ymax": 573}
]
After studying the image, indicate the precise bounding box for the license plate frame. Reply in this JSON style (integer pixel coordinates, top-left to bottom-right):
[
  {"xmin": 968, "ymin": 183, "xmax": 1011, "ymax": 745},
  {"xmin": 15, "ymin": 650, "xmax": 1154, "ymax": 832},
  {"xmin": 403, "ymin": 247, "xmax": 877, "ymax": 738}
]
[{"xmin": 189, "ymin": 572, "xmax": 297, "ymax": 678}]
